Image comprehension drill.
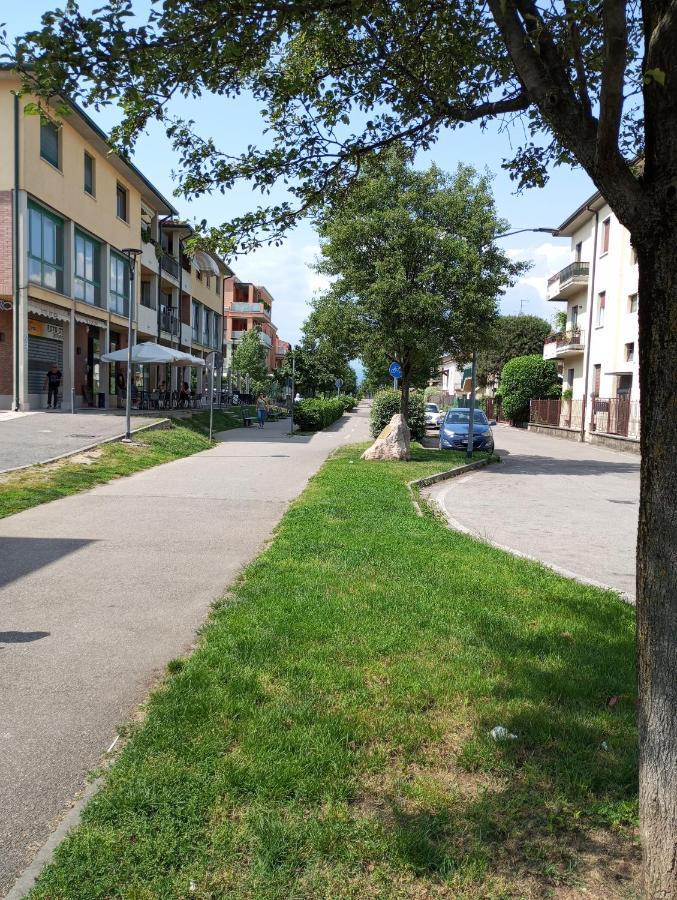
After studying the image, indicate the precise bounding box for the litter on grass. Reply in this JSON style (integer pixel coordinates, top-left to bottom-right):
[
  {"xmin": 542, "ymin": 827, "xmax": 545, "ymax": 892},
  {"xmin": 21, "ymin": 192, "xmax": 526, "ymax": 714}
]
[{"xmin": 489, "ymin": 725, "xmax": 518, "ymax": 741}]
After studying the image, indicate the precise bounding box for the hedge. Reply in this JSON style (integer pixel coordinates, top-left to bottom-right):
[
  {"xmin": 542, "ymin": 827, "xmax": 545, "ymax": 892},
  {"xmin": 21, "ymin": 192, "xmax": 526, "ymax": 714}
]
[
  {"xmin": 499, "ymin": 355, "xmax": 560, "ymax": 422},
  {"xmin": 294, "ymin": 398, "xmax": 345, "ymax": 431},
  {"xmin": 370, "ymin": 389, "xmax": 426, "ymax": 441},
  {"xmin": 337, "ymin": 394, "xmax": 356, "ymax": 412}
]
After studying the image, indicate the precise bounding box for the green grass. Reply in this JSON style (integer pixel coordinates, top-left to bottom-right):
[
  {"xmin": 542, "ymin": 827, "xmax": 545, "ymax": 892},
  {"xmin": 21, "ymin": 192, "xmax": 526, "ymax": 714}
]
[
  {"xmin": 0, "ymin": 410, "xmax": 240, "ymax": 520},
  {"xmin": 29, "ymin": 446, "xmax": 638, "ymax": 899}
]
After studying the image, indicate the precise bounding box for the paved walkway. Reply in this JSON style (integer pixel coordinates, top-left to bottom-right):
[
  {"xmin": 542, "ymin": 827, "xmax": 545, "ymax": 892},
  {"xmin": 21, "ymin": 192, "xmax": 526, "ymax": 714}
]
[
  {"xmin": 0, "ymin": 407, "xmax": 370, "ymax": 896},
  {"xmin": 0, "ymin": 411, "xmax": 163, "ymax": 473},
  {"xmin": 425, "ymin": 425, "xmax": 639, "ymax": 600}
]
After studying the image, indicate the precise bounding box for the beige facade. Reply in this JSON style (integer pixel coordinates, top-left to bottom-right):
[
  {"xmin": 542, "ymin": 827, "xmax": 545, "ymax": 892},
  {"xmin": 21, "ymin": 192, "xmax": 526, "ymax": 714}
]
[{"xmin": 0, "ymin": 71, "xmax": 233, "ymax": 410}]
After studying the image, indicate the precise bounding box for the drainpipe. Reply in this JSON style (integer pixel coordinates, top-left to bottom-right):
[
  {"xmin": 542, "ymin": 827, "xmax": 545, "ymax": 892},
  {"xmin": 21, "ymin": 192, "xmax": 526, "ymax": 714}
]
[
  {"xmin": 12, "ymin": 94, "xmax": 20, "ymax": 410},
  {"xmin": 177, "ymin": 236, "xmax": 183, "ymax": 351},
  {"xmin": 580, "ymin": 207, "xmax": 599, "ymax": 440}
]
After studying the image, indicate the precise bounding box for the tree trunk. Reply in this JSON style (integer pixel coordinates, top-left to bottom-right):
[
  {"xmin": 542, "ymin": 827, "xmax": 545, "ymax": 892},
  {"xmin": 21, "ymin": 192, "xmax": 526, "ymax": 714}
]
[
  {"xmin": 636, "ymin": 238, "xmax": 677, "ymax": 899},
  {"xmin": 399, "ymin": 373, "xmax": 410, "ymax": 423}
]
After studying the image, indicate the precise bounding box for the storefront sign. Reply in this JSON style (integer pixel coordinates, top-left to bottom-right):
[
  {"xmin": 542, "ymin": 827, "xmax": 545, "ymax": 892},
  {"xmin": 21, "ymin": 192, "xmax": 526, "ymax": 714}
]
[{"xmin": 28, "ymin": 319, "xmax": 64, "ymax": 341}]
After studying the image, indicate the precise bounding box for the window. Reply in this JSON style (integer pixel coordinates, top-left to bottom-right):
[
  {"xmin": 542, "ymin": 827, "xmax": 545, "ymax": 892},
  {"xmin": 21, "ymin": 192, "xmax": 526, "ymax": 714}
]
[
  {"xmin": 629, "ymin": 293, "xmax": 638, "ymax": 313},
  {"xmin": 28, "ymin": 201, "xmax": 64, "ymax": 292},
  {"xmin": 213, "ymin": 314, "xmax": 221, "ymax": 348},
  {"xmin": 83, "ymin": 152, "xmax": 95, "ymax": 195},
  {"xmin": 214, "ymin": 277, "xmax": 220, "ymax": 296},
  {"xmin": 116, "ymin": 183, "xmax": 128, "ymax": 222},
  {"xmin": 597, "ymin": 291, "xmax": 606, "ymax": 327},
  {"xmin": 571, "ymin": 305, "xmax": 579, "ymax": 329},
  {"xmin": 601, "ymin": 217, "xmax": 610, "ymax": 254},
  {"xmin": 593, "ymin": 364, "xmax": 601, "ymax": 397},
  {"xmin": 203, "ymin": 308, "xmax": 211, "ymax": 345},
  {"xmin": 109, "ymin": 252, "xmax": 129, "ymax": 315},
  {"xmin": 631, "ymin": 245, "xmax": 638, "ymax": 265},
  {"xmin": 567, "ymin": 368, "xmax": 574, "ymax": 388},
  {"xmin": 140, "ymin": 281, "xmax": 154, "ymax": 309},
  {"xmin": 40, "ymin": 120, "xmax": 60, "ymax": 168},
  {"xmin": 625, "ymin": 342, "xmax": 635, "ymax": 363},
  {"xmin": 191, "ymin": 301, "xmax": 200, "ymax": 342},
  {"xmin": 74, "ymin": 230, "xmax": 101, "ymax": 305},
  {"xmin": 575, "ymin": 241, "xmax": 582, "ymax": 262}
]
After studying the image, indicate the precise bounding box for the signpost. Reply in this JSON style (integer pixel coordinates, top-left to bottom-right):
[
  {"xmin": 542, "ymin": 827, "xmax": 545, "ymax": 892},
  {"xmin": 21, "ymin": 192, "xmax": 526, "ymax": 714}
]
[
  {"xmin": 207, "ymin": 350, "xmax": 223, "ymax": 441},
  {"xmin": 389, "ymin": 360, "xmax": 402, "ymax": 389},
  {"xmin": 335, "ymin": 376, "xmax": 343, "ymax": 397}
]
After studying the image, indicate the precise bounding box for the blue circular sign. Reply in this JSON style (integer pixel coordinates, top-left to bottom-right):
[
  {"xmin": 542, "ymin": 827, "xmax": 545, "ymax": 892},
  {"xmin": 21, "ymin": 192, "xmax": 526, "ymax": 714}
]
[{"xmin": 389, "ymin": 361, "xmax": 403, "ymax": 379}]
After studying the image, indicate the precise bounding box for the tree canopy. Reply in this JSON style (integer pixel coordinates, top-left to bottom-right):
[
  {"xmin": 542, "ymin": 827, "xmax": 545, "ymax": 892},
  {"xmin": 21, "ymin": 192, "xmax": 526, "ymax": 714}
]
[
  {"xmin": 232, "ymin": 327, "xmax": 268, "ymax": 388},
  {"xmin": 309, "ymin": 152, "xmax": 523, "ymax": 418},
  {"xmin": 477, "ymin": 315, "xmax": 552, "ymax": 389}
]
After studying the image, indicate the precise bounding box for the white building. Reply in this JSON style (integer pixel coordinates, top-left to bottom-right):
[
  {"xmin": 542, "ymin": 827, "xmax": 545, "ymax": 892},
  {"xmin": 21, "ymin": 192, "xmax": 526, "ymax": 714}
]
[{"xmin": 538, "ymin": 189, "xmax": 640, "ymax": 447}]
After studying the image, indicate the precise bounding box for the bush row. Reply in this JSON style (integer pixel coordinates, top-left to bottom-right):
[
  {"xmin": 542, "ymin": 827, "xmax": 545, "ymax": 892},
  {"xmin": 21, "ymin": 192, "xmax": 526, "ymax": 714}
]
[
  {"xmin": 369, "ymin": 389, "xmax": 426, "ymax": 441},
  {"xmin": 294, "ymin": 397, "xmax": 345, "ymax": 431},
  {"xmin": 337, "ymin": 394, "xmax": 356, "ymax": 412}
]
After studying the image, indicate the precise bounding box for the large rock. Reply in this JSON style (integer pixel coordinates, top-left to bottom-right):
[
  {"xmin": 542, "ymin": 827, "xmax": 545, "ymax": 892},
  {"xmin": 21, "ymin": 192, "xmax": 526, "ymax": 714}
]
[{"xmin": 362, "ymin": 414, "xmax": 411, "ymax": 461}]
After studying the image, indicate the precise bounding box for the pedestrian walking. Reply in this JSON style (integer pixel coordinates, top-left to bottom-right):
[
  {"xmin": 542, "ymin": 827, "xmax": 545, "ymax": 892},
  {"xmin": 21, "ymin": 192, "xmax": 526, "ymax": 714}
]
[
  {"xmin": 44, "ymin": 364, "xmax": 62, "ymax": 409},
  {"xmin": 256, "ymin": 395, "xmax": 267, "ymax": 428}
]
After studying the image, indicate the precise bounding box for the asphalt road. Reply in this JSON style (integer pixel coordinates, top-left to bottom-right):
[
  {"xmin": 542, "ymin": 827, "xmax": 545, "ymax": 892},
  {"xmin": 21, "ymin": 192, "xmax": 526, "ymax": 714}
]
[
  {"xmin": 0, "ymin": 407, "xmax": 370, "ymax": 896},
  {"xmin": 0, "ymin": 411, "xmax": 163, "ymax": 472},
  {"xmin": 425, "ymin": 425, "xmax": 640, "ymax": 600}
]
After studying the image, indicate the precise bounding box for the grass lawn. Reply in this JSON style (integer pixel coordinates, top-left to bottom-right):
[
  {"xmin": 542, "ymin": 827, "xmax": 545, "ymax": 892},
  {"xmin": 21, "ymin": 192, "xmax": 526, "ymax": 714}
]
[
  {"xmin": 30, "ymin": 446, "xmax": 638, "ymax": 899},
  {"xmin": 0, "ymin": 410, "xmax": 240, "ymax": 520}
]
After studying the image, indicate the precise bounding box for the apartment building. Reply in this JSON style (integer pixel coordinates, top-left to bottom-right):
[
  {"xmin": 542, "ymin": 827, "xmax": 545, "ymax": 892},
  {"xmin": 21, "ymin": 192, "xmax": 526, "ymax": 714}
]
[
  {"xmin": 537, "ymin": 189, "xmax": 640, "ymax": 446},
  {"xmin": 0, "ymin": 70, "xmax": 236, "ymax": 410},
  {"xmin": 223, "ymin": 277, "xmax": 290, "ymax": 372}
]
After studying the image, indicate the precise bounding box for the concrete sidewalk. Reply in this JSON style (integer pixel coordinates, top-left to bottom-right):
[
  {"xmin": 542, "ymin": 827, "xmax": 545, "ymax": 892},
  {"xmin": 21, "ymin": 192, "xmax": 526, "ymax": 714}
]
[
  {"xmin": 0, "ymin": 411, "xmax": 164, "ymax": 473},
  {"xmin": 0, "ymin": 407, "xmax": 370, "ymax": 896},
  {"xmin": 425, "ymin": 425, "xmax": 639, "ymax": 600}
]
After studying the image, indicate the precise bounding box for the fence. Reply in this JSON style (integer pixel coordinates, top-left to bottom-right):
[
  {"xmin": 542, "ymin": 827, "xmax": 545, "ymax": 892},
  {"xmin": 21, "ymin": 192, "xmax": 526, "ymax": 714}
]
[
  {"xmin": 590, "ymin": 397, "xmax": 640, "ymax": 440},
  {"xmin": 530, "ymin": 398, "xmax": 584, "ymax": 431}
]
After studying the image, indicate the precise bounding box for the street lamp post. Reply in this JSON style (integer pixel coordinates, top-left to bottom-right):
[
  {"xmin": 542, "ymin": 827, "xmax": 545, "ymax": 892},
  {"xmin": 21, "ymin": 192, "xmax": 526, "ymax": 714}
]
[
  {"xmin": 290, "ymin": 348, "xmax": 296, "ymax": 435},
  {"xmin": 121, "ymin": 248, "xmax": 142, "ymax": 442},
  {"xmin": 465, "ymin": 226, "xmax": 559, "ymax": 460}
]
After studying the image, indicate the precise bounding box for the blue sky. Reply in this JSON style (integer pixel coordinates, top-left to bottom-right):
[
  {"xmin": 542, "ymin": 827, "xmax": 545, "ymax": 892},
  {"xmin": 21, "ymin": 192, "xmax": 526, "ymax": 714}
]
[{"xmin": 4, "ymin": 1, "xmax": 592, "ymax": 345}]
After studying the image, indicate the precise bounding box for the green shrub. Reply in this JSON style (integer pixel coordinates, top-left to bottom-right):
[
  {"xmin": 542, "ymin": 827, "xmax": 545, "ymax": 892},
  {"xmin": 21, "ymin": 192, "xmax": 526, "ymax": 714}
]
[
  {"xmin": 562, "ymin": 387, "xmax": 574, "ymax": 401},
  {"xmin": 370, "ymin": 388, "xmax": 426, "ymax": 441},
  {"xmin": 337, "ymin": 394, "xmax": 356, "ymax": 412},
  {"xmin": 500, "ymin": 355, "xmax": 560, "ymax": 422},
  {"xmin": 294, "ymin": 398, "xmax": 345, "ymax": 431}
]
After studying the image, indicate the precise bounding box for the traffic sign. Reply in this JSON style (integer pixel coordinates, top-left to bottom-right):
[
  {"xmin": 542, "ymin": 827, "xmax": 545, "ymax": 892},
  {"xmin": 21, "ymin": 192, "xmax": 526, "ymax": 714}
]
[
  {"xmin": 335, "ymin": 377, "xmax": 344, "ymax": 389},
  {"xmin": 389, "ymin": 361, "xmax": 403, "ymax": 379}
]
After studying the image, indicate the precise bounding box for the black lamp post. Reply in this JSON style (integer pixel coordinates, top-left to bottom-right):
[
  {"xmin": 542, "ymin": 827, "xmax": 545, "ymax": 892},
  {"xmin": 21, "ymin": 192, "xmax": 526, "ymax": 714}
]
[
  {"xmin": 465, "ymin": 227, "xmax": 559, "ymax": 460},
  {"xmin": 121, "ymin": 248, "xmax": 142, "ymax": 441}
]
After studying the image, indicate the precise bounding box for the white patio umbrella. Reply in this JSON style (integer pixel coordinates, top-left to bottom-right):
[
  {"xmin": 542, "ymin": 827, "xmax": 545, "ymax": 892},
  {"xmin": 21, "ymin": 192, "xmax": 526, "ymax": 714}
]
[{"xmin": 101, "ymin": 341, "xmax": 187, "ymax": 365}]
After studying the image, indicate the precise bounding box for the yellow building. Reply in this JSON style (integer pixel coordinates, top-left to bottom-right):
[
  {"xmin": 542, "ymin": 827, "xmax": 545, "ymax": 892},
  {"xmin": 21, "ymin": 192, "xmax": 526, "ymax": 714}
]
[{"xmin": 0, "ymin": 69, "xmax": 230, "ymax": 410}]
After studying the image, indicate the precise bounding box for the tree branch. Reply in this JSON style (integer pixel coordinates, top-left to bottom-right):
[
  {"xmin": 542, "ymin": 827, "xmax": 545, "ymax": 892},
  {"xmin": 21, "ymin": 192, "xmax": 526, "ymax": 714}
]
[
  {"xmin": 598, "ymin": 0, "xmax": 628, "ymax": 162},
  {"xmin": 564, "ymin": 0, "xmax": 593, "ymax": 119}
]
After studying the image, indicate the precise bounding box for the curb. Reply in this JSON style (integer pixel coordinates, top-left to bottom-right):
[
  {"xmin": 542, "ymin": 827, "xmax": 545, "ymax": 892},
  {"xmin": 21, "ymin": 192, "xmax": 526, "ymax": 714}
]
[
  {"xmin": 0, "ymin": 419, "xmax": 171, "ymax": 476},
  {"xmin": 406, "ymin": 455, "xmax": 498, "ymax": 516}
]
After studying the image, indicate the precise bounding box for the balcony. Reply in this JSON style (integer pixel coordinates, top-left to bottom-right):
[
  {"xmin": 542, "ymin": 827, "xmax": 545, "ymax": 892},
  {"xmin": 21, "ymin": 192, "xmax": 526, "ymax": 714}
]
[
  {"xmin": 161, "ymin": 252, "xmax": 179, "ymax": 281},
  {"xmin": 543, "ymin": 329, "xmax": 585, "ymax": 359},
  {"xmin": 547, "ymin": 261, "xmax": 590, "ymax": 301},
  {"xmin": 229, "ymin": 302, "xmax": 270, "ymax": 317},
  {"xmin": 160, "ymin": 308, "xmax": 180, "ymax": 336},
  {"xmin": 259, "ymin": 331, "xmax": 272, "ymax": 348}
]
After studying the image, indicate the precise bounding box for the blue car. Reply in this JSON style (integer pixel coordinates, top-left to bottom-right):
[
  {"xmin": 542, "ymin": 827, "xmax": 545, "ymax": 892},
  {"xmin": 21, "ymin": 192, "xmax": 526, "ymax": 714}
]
[{"xmin": 439, "ymin": 408, "xmax": 496, "ymax": 452}]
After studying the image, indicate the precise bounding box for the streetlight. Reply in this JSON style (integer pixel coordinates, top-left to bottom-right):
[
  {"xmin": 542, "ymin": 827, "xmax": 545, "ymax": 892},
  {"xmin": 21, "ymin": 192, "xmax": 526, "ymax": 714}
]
[
  {"xmin": 120, "ymin": 248, "xmax": 142, "ymax": 442},
  {"xmin": 465, "ymin": 226, "xmax": 559, "ymax": 460}
]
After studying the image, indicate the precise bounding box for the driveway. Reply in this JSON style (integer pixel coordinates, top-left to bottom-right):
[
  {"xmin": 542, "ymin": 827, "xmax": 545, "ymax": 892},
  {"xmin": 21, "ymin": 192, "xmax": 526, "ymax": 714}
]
[
  {"xmin": 0, "ymin": 407, "xmax": 370, "ymax": 896},
  {"xmin": 424, "ymin": 425, "xmax": 639, "ymax": 600},
  {"xmin": 0, "ymin": 411, "xmax": 163, "ymax": 473}
]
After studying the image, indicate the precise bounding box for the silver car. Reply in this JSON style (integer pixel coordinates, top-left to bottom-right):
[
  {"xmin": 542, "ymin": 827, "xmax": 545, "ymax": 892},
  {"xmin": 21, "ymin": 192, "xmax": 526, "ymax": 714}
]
[{"xmin": 424, "ymin": 402, "xmax": 444, "ymax": 428}]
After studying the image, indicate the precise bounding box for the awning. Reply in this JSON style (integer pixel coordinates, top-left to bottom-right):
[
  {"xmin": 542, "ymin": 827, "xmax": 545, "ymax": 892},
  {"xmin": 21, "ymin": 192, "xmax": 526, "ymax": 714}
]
[
  {"xmin": 101, "ymin": 341, "xmax": 188, "ymax": 365},
  {"xmin": 75, "ymin": 312, "xmax": 107, "ymax": 328},
  {"xmin": 192, "ymin": 251, "xmax": 220, "ymax": 277},
  {"xmin": 27, "ymin": 300, "xmax": 70, "ymax": 323}
]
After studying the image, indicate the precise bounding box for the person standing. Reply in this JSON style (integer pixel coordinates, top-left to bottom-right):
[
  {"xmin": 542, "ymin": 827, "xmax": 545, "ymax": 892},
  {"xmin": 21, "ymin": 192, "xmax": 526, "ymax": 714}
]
[
  {"xmin": 44, "ymin": 364, "xmax": 62, "ymax": 409},
  {"xmin": 256, "ymin": 394, "xmax": 267, "ymax": 428}
]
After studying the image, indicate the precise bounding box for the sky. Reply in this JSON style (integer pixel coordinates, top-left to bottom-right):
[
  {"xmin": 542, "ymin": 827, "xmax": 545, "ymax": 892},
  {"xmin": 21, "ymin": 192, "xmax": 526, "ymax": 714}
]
[{"xmin": 3, "ymin": 1, "xmax": 594, "ymax": 348}]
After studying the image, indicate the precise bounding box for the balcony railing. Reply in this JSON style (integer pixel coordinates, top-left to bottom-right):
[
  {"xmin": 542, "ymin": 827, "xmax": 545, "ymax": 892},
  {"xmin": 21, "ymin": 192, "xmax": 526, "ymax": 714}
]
[
  {"xmin": 547, "ymin": 261, "xmax": 590, "ymax": 300},
  {"xmin": 543, "ymin": 329, "xmax": 585, "ymax": 359},
  {"xmin": 160, "ymin": 308, "xmax": 180, "ymax": 335},
  {"xmin": 229, "ymin": 302, "xmax": 269, "ymax": 316},
  {"xmin": 161, "ymin": 252, "xmax": 179, "ymax": 280}
]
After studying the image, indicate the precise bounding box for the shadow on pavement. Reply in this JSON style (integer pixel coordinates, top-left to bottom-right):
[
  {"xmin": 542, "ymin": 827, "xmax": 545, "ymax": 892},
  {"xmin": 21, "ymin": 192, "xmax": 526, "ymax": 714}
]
[
  {"xmin": 0, "ymin": 631, "xmax": 50, "ymax": 645},
  {"xmin": 0, "ymin": 537, "xmax": 95, "ymax": 589},
  {"xmin": 492, "ymin": 452, "xmax": 640, "ymax": 477}
]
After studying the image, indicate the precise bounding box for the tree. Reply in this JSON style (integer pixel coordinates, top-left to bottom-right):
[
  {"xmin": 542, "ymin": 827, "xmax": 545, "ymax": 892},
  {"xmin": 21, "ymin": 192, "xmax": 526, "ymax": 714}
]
[
  {"xmin": 12, "ymin": 2, "xmax": 677, "ymax": 891},
  {"xmin": 499, "ymin": 355, "xmax": 560, "ymax": 422},
  {"xmin": 310, "ymin": 153, "xmax": 522, "ymax": 425},
  {"xmin": 477, "ymin": 315, "xmax": 552, "ymax": 390},
  {"xmin": 232, "ymin": 328, "xmax": 268, "ymax": 391}
]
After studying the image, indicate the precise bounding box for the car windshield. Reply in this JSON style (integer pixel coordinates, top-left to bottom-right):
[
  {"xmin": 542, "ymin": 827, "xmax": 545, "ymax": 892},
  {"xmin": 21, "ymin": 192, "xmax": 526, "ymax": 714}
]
[
  {"xmin": 425, "ymin": 404, "xmax": 439, "ymax": 412},
  {"xmin": 445, "ymin": 410, "xmax": 488, "ymax": 425}
]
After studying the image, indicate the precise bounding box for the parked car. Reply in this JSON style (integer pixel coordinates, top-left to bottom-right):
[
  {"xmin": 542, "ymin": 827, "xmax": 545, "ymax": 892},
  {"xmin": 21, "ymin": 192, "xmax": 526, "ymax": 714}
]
[
  {"xmin": 424, "ymin": 402, "xmax": 444, "ymax": 428},
  {"xmin": 439, "ymin": 408, "xmax": 496, "ymax": 452}
]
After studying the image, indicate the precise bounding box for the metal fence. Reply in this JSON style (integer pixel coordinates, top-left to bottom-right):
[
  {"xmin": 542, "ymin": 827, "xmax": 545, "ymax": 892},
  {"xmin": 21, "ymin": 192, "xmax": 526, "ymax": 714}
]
[
  {"xmin": 590, "ymin": 397, "xmax": 640, "ymax": 440},
  {"xmin": 530, "ymin": 398, "xmax": 584, "ymax": 431}
]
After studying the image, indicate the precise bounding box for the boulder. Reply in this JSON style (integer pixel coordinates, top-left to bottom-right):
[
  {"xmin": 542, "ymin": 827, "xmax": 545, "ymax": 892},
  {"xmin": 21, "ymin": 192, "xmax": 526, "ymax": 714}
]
[{"xmin": 361, "ymin": 414, "xmax": 411, "ymax": 461}]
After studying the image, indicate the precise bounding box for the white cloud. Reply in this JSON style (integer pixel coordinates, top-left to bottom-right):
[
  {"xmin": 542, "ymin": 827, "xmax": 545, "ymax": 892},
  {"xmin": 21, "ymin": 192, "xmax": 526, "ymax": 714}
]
[{"xmin": 501, "ymin": 241, "xmax": 570, "ymax": 321}]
